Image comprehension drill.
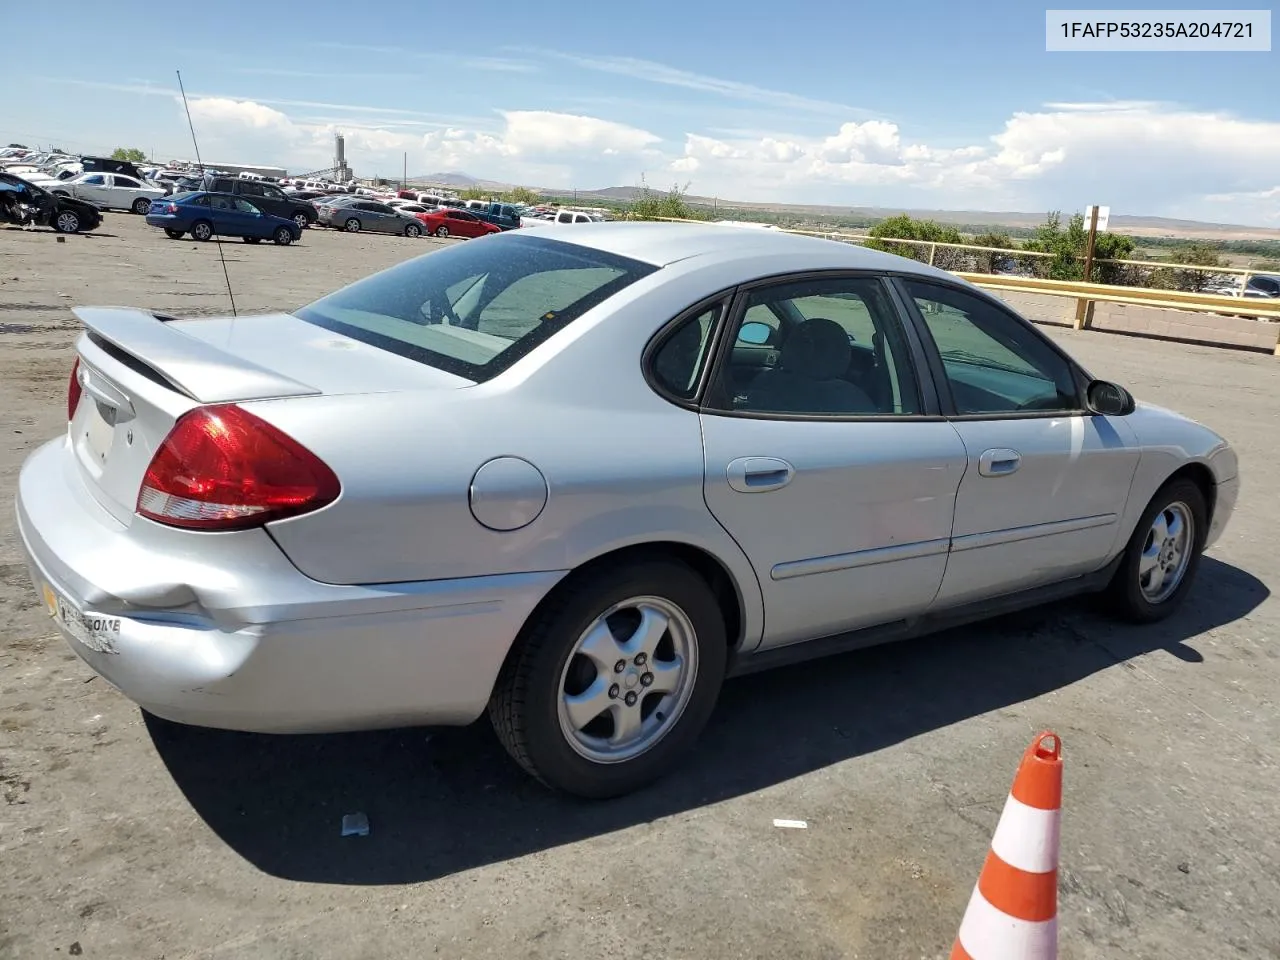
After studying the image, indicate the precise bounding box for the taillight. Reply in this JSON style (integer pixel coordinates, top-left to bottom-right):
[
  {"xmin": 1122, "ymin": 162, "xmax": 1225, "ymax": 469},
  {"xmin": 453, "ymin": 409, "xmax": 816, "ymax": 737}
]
[
  {"xmin": 136, "ymin": 405, "xmax": 340, "ymax": 531},
  {"xmin": 166, "ymin": 202, "xmax": 178, "ymax": 214},
  {"xmin": 68, "ymin": 358, "xmax": 82, "ymax": 420}
]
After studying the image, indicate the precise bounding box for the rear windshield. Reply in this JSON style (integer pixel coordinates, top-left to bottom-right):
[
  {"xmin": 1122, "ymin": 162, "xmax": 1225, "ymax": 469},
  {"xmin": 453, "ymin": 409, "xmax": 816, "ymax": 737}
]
[{"xmin": 295, "ymin": 233, "xmax": 658, "ymax": 381}]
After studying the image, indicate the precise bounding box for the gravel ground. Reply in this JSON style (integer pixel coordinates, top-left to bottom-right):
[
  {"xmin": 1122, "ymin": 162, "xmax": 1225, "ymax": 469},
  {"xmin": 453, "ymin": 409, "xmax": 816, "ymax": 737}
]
[{"xmin": 1, "ymin": 216, "xmax": 1276, "ymax": 960}]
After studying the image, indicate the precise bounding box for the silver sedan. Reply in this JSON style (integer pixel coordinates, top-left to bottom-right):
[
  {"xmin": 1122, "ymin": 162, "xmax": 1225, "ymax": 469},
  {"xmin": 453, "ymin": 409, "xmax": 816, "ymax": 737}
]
[
  {"xmin": 16, "ymin": 225, "xmax": 1239, "ymax": 798},
  {"xmin": 315, "ymin": 196, "xmax": 423, "ymax": 237}
]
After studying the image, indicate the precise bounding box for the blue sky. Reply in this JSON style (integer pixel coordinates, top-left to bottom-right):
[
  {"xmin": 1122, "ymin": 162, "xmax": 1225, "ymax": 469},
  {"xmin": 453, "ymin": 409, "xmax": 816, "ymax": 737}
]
[{"xmin": 3, "ymin": 0, "xmax": 1277, "ymax": 223}]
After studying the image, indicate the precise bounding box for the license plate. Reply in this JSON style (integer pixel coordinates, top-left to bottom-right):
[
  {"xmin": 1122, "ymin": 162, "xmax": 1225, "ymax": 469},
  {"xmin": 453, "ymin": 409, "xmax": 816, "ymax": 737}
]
[{"xmin": 43, "ymin": 581, "xmax": 120, "ymax": 655}]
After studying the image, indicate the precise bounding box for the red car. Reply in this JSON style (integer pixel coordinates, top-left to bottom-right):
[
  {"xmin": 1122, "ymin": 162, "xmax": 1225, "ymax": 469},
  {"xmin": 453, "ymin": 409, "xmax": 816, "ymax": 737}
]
[{"xmin": 414, "ymin": 208, "xmax": 501, "ymax": 239}]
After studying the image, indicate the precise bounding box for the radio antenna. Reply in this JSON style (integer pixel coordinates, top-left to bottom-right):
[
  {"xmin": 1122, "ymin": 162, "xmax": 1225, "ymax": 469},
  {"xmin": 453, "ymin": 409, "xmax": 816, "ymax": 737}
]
[{"xmin": 176, "ymin": 69, "xmax": 237, "ymax": 317}]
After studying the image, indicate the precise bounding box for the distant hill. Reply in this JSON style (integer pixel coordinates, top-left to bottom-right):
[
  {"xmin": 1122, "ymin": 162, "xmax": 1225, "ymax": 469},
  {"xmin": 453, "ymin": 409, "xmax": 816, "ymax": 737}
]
[{"xmin": 402, "ymin": 171, "xmax": 1280, "ymax": 241}]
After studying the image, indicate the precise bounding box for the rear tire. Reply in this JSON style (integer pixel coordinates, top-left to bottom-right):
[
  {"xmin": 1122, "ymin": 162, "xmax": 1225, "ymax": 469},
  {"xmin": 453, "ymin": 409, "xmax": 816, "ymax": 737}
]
[
  {"xmin": 405, "ymin": 223, "xmax": 422, "ymax": 238},
  {"xmin": 164, "ymin": 229, "xmax": 184, "ymax": 239},
  {"xmin": 191, "ymin": 220, "xmax": 214, "ymax": 242},
  {"xmin": 293, "ymin": 212, "xmax": 310, "ymax": 231},
  {"xmin": 1106, "ymin": 478, "xmax": 1207, "ymax": 623},
  {"xmin": 488, "ymin": 560, "xmax": 727, "ymax": 799},
  {"xmin": 273, "ymin": 226, "xmax": 293, "ymax": 246},
  {"xmin": 132, "ymin": 197, "xmax": 151, "ymax": 215},
  {"xmin": 344, "ymin": 218, "xmax": 361, "ymax": 233}
]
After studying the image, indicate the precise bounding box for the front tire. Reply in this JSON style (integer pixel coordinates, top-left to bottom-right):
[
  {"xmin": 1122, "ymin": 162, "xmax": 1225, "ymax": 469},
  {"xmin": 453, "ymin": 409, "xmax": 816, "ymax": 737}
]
[
  {"xmin": 191, "ymin": 220, "xmax": 214, "ymax": 242},
  {"xmin": 434, "ymin": 225, "xmax": 449, "ymax": 237},
  {"xmin": 53, "ymin": 210, "xmax": 82, "ymax": 233},
  {"xmin": 132, "ymin": 197, "xmax": 151, "ymax": 215},
  {"xmin": 489, "ymin": 560, "xmax": 727, "ymax": 799},
  {"xmin": 273, "ymin": 226, "xmax": 293, "ymax": 245},
  {"xmin": 1106, "ymin": 478, "xmax": 1207, "ymax": 623}
]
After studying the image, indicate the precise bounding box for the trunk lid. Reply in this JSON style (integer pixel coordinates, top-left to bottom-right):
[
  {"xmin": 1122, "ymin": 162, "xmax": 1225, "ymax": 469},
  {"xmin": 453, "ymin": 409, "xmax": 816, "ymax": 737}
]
[{"xmin": 68, "ymin": 307, "xmax": 469, "ymax": 526}]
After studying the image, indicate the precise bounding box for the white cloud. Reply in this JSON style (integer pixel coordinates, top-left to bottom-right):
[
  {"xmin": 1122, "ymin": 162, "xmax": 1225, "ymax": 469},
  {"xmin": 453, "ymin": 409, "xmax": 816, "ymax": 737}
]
[
  {"xmin": 660, "ymin": 103, "xmax": 1280, "ymax": 222},
  {"xmin": 500, "ymin": 111, "xmax": 661, "ymax": 154},
  {"xmin": 181, "ymin": 98, "xmax": 662, "ymax": 186}
]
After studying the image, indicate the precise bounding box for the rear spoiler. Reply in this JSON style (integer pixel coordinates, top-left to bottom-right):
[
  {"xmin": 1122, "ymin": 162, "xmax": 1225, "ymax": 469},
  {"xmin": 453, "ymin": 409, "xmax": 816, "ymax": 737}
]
[{"xmin": 72, "ymin": 307, "xmax": 320, "ymax": 403}]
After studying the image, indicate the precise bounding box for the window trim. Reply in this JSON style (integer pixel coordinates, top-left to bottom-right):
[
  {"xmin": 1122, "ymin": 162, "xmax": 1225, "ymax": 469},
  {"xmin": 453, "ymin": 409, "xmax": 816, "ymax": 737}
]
[
  {"xmin": 889, "ymin": 275, "xmax": 1093, "ymax": 421},
  {"xmin": 698, "ymin": 270, "xmax": 943, "ymax": 423},
  {"xmin": 641, "ymin": 292, "xmax": 735, "ymax": 410}
]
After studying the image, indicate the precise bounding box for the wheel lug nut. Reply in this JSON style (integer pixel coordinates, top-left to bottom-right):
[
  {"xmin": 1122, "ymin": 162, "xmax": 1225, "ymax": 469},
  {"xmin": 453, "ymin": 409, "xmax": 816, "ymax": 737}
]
[
  {"xmin": 609, "ymin": 684, "xmax": 620, "ymax": 699},
  {"xmin": 613, "ymin": 659, "xmax": 626, "ymax": 673},
  {"xmin": 634, "ymin": 652, "xmax": 647, "ymax": 666},
  {"xmin": 624, "ymin": 691, "xmax": 638, "ymax": 706},
  {"xmin": 641, "ymin": 672, "xmax": 654, "ymax": 687}
]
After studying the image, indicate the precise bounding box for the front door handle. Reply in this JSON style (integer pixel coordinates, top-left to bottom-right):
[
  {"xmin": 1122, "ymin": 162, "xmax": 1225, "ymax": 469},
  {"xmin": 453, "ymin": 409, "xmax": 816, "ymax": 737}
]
[
  {"xmin": 726, "ymin": 457, "xmax": 795, "ymax": 493},
  {"xmin": 978, "ymin": 448, "xmax": 1022, "ymax": 477}
]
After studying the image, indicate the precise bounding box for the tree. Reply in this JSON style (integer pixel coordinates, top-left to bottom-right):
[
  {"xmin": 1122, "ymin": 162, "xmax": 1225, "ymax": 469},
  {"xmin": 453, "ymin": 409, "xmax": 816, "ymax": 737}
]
[
  {"xmin": 969, "ymin": 231, "xmax": 1017, "ymax": 274},
  {"xmin": 1165, "ymin": 242, "xmax": 1225, "ymax": 292},
  {"xmin": 460, "ymin": 186, "xmax": 489, "ymax": 201},
  {"xmin": 505, "ymin": 186, "xmax": 539, "ymax": 205},
  {"xmin": 628, "ymin": 179, "xmax": 702, "ymax": 221},
  {"xmin": 865, "ymin": 214, "xmax": 965, "ymax": 268},
  {"xmin": 111, "ymin": 147, "xmax": 148, "ymax": 163},
  {"xmin": 1022, "ymin": 211, "xmax": 1135, "ymax": 282}
]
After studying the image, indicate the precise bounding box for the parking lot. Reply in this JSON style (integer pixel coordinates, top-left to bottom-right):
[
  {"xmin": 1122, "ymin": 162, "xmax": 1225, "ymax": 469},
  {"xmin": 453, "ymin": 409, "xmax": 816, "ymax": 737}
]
[{"xmin": 1, "ymin": 215, "xmax": 1277, "ymax": 960}]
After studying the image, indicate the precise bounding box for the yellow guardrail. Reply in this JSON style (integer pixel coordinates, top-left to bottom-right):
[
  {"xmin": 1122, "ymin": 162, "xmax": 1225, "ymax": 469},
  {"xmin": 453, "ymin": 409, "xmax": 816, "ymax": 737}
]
[{"xmin": 954, "ymin": 272, "xmax": 1280, "ymax": 320}]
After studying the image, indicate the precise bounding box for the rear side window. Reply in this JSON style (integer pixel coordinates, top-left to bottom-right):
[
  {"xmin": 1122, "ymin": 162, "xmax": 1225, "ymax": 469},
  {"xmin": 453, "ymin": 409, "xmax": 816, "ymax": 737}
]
[{"xmin": 295, "ymin": 234, "xmax": 658, "ymax": 381}]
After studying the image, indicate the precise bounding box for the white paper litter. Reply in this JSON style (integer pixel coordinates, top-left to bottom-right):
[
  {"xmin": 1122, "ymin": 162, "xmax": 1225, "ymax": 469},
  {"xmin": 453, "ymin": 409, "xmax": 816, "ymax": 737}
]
[{"xmin": 773, "ymin": 818, "xmax": 808, "ymax": 829}]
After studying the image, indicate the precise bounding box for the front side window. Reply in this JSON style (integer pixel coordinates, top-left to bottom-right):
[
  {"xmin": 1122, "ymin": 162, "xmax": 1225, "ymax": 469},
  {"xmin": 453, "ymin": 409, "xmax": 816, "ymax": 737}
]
[
  {"xmin": 711, "ymin": 276, "xmax": 922, "ymax": 416},
  {"xmin": 650, "ymin": 303, "xmax": 723, "ymax": 401},
  {"xmin": 232, "ymin": 198, "xmax": 260, "ymax": 214},
  {"xmin": 82, "ymin": 175, "xmax": 106, "ymax": 186},
  {"xmin": 901, "ymin": 279, "xmax": 1079, "ymax": 415},
  {"xmin": 295, "ymin": 234, "xmax": 658, "ymax": 381}
]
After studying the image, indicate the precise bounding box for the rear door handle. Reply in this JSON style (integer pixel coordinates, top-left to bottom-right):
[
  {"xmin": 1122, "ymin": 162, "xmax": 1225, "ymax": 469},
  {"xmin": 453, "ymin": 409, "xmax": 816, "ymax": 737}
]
[
  {"xmin": 978, "ymin": 448, "xmax": 1021, "ymax": 477},
  {"xmin": 726, "ymin": 457, "xmax": 795, "ymax": 493}
]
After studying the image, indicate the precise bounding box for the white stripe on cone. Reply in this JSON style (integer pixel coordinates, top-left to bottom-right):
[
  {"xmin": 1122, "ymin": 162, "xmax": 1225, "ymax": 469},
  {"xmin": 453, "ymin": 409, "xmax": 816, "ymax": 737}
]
[
  {"xmin": 988, "ymin": 793, "xmax": 1062, "ymax": 875},
  {"xmin": 956, "ymin": 885, "xmax": 1058, "ymax": 960}
]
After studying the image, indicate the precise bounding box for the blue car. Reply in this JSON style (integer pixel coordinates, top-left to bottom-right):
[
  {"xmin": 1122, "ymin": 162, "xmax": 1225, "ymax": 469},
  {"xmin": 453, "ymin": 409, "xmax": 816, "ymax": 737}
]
[{"xmin": 146, "ymin": 191, "xmax": 301, "ymax": 245}]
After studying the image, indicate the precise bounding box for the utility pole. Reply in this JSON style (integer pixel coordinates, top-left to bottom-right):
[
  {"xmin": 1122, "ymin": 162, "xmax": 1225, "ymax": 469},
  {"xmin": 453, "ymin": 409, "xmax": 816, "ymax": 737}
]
[
  {"xmin": 1074, "ymin": 204, "xmax": 1101, "ymax": 330},
  {"xmin": 403, "ymin": 152, "xmax": 407, "ymax": 192}
]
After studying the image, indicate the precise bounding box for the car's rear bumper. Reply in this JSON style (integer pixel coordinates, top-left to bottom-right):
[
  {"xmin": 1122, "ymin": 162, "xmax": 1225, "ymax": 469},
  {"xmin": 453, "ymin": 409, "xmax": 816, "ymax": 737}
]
[{"xmin": 16, "ymin": 437, "xmax": 565, "ymax": 734}]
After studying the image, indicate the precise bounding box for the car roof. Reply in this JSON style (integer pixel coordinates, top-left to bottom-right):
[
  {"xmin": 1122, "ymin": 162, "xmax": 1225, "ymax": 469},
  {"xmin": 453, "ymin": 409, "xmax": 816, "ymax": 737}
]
[{"xmin": 506, "ymin": 221, "xmax": 953, "ymax": 276}]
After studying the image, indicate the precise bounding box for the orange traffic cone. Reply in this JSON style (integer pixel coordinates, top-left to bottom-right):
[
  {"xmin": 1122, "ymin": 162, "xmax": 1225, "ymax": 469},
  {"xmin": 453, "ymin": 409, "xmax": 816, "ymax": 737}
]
[{"xmin": 951, "ymin": 732, "xmax": 1063, "ymax": 960}]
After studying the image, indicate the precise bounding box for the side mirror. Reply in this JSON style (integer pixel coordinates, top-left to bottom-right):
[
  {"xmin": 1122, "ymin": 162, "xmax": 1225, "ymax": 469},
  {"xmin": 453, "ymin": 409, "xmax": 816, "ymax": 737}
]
[
  {"xmin": 738, "ymin": 321, "xmax": 773, "ymax": 345},
  {"xmin": 1086, "ymin": 379, "xmax": 1135, "ymax": 416}
]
